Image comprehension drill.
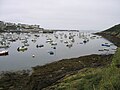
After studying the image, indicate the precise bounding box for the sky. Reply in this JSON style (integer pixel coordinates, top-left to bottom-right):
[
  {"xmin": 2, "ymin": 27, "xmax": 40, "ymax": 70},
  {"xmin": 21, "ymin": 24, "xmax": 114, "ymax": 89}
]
[{"xmin": 0, "ymin": 0, "xmax": 120, "ymax": 30}]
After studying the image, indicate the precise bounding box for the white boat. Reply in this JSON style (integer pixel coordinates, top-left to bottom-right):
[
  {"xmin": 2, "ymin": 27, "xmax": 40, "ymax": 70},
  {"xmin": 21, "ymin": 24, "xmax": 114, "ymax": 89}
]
[
  {"xmin": 0, "ymin": 45, "xmax": 9, "ymax": 48},
  {"xmin": 24, "ymin": 43, "xmax": 29, "ymax": 46},
  {"xmin": 51, "ymin": 42, "xmax": 57, "ymax": 45},
  {"xmin": 46, "ymin": 39, "xmax": 53, "ymax": 43},
  {"xmin": 17, "ymin": 46, "xmax": 28, "ymax": 51},
  {"xmin": 71, "ymin": 38, "xmax": 75, "ymax": 42},
  {"xmin": 64, "ymin": 41, "xmax": 68, "ymax": 43},
  {"xmin": 8, "ymin": 38, "xmax": 16, "ymax": 42},
  {"xmin": 0, "ymin": 50, "xmax": 9, "ymax": 56},
  {"xmin": 66, "ymin": 43, "xmax": 73, "ymax": 48},
  {"xmin": 21, "ymin": 39, "xmax": 28, "ymax": 43}
]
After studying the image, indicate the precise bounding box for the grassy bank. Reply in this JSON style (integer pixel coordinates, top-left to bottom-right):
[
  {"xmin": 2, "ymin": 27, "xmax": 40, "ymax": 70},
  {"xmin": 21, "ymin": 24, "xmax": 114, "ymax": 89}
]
[{"xmin": 43, "ymin": 48, "xmax": 120, "ymax": 90}]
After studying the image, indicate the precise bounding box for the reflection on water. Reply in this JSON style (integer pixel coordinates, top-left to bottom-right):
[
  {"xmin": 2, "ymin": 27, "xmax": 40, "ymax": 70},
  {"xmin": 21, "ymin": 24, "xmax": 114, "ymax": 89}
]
[{"xmin": 0, "ymin": 31, "xmax": 117, "ymax": 71}]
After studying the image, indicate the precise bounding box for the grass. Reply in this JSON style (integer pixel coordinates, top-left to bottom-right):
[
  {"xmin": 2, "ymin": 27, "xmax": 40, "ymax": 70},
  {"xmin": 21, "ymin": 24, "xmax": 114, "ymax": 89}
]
[
  {"xmin": 99, "ymin": 47, "xmax": 120, "ymax": 90},
  {"xmin": 44, "ymin": 48, "xmax": 120, "ymax": 90}
]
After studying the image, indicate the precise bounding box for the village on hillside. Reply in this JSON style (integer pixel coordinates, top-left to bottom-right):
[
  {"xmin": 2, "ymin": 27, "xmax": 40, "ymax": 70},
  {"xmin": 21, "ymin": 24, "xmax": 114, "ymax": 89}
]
[{"xmin": 0, "ymin": 21, "xmax": 44, "ymax": 32}]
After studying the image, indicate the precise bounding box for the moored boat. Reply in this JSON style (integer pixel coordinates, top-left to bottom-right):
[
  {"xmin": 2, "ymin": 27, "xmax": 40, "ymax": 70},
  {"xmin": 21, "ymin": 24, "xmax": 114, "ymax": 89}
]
[
  {"xmin": 36, "ymin": 44, "xmax": 44, "ymax": 48},
  {"xmin": 48, "ymin": 51, "xmax": 54, "ymax": 55},
  {"xmin": 66, "ymin": 43, "xmax": 73, "ymax": 48},
  {"xmin": 101, "ymin": 44, "xmax": 110, "ymax": 47},
  {"xmin": 51, "ymin": 42, "xmax": 57, "ymax": 45},
  {"xmin": 0, "ymin": 45, "xmax": 10, "ymax": 48},
  {"xmin": 17, "ymin": 46, "xmax": 28, "ymax": 52},
  {"xmin": 0, "ymin": 50, "xmax": 9, "ymax": 56},
  {"xmin": 34, "ymin": 34, "xmax": 40, "ymax": 37},
  {"xmin": 46, "ymin": 39, "xmax": 53, "ymax": 43}
]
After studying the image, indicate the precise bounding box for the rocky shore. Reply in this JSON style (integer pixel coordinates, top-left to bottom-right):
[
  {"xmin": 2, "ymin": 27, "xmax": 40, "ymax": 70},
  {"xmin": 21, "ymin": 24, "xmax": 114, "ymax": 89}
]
[{"xmin": 0, "ymin": 54, "xmax": 113, "ymax": 90}]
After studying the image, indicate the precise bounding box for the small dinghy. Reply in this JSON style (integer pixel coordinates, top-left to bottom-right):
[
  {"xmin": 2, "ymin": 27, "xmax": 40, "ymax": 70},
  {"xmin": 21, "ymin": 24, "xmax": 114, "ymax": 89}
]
[
  {"xmin": 101, "ymin": 44, "xmax": 110, "ymax": 47},
  {"xmin": 48, "ymin": 51, "xmax": 54, "ymax": 55},
  {"xmin": 36, "ymin": 45, "xmax": 44, "ymax": 48}
]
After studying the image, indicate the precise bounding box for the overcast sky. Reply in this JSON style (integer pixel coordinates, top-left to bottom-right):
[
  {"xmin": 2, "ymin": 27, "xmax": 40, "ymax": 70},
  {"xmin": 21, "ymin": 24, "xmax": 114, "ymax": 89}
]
[{"xmin": 0, "ymin": 0, "xmax": 120, "ymax": 30}]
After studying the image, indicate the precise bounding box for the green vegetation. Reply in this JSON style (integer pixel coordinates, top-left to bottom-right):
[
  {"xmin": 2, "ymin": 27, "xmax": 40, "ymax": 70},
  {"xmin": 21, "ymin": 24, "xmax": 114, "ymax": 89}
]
[
  {"xmin": 104, "ymin": 24, "xmax": 120, "ymax": 33},
  {"xmin": 44, "ymin": 48, "xmax": 120, "ymax": 90},
  {"xmin": 96, "ymin": 24, "xmax": 120, "ymax": 47},
  {"xmin": 101, "ymin": 24, "xmax": 120, "ymax": 38}
]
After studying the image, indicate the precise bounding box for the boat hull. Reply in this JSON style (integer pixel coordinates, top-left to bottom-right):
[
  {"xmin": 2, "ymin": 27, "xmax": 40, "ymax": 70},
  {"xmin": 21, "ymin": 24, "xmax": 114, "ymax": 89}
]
[{"xmin": 0, "ymin": 51, "xmax": 9, "ymax": 56}]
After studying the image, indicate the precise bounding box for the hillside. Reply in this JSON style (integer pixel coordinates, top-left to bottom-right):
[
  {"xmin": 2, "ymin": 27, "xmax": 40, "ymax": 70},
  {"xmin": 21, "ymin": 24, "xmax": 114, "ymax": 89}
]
[
  {"xmin": 100, "ymin": 24, "xmax": 120, "ymax": 38},
  {"xmin": 103, "ymin": 24, "xmax": 120, "ymax": 33},
  {"xmin": 96, "ymin": 24, "xmax": 120, "ymax": 47}
]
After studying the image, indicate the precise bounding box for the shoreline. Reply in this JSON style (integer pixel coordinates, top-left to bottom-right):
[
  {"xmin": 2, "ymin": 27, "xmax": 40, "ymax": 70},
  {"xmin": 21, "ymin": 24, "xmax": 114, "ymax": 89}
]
[
  {"xmin": 0, "ymin": 54, "xmax": 113, "ymax": 90},
  {"xmin": 0, "ymin": 53, "xmax": 112, "ymax": 73}
]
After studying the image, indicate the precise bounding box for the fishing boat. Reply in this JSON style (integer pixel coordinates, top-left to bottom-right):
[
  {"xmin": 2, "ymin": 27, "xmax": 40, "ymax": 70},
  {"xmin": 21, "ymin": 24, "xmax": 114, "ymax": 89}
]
[{"xmin": 0, "ymin": 50, "xmax": 9, "ymax": 56}]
